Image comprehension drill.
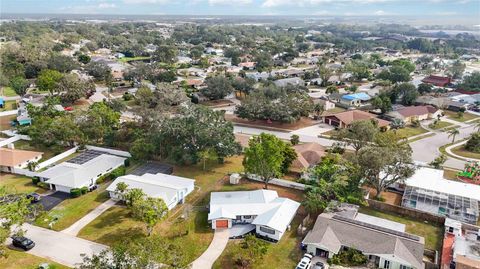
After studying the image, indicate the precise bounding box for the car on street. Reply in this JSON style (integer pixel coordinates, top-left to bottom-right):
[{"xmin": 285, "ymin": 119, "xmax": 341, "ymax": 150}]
[
  {"xmin": 11, "ymin": 236, "xmax": 35, "ymax": 250},
  {"xmin": 26, "ymin": 192, "xmax": 41, "ymax": 203}
]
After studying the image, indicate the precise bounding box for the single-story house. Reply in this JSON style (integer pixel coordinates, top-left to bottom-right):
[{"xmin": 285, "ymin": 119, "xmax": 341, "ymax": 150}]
[
  {"xmin": 340, "ymin": 92, "xmax": 372, "ymax": 107},
  {"xmin": 0, "ymin": 147, "xmax": 43, "ymax": 173},
  {"xmin": 107, "ymin": 173, "xmax": 195, "ymax": 210},
  {"xmin": 302, "ymin": 204, "xmax": 425, "ymax": 269},
  {"xmin": 401, "ymin": 167, "xmax": 480, "ymax": 224},
  {"xmin": 291, "ymin": 142, "xmax": 326, "ymax": 172},
  {"xmin": 36, "ymin": 153, "xmax": 126, "ymax": 193},
  {"xmin": 245, "ymin": 72, "xmax": 270, "ymax": 81},
  {"xmin": 273, "ymin": 77, "xmax": 305, "ymax": 88},
  {"xmin": 422, "ymin": 75, "xmax": 451, "ymax": 87},
  {"xmin": 447, "ymin": 101, "xmax": 470, "ymax": 112},
  {"xmin": 386, "ymin": 105, "xmax": 442, "ymax": 123},
  {"xmin": 443, "ymin": 218, "xmax": 480, "ymax": 269},
  {"xmin": 208, "ymin": 190, "xmax": 300, "ymax": 242},
  {"xmin": 238, "ymin": 61, "xmax": 256, "ymax": 70},
  {"xmin": 321, "ymin": 110, "xmax": 390, "ymax": 129},
  {"xmin": 314, "ymin": 99, "xmax": 336, "ymax": 111}
]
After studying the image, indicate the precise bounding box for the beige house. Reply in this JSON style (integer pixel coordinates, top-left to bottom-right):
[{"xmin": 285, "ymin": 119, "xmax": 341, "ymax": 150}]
[{"xmin": 0, "ymin": 147, "xmax": 43, "ymax": 173}]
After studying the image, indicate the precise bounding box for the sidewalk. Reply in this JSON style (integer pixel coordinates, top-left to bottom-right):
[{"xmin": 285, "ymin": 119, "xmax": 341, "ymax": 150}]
[{"xmin": 61, "ymin": 199, "xmax": 116, "ymax": 236}]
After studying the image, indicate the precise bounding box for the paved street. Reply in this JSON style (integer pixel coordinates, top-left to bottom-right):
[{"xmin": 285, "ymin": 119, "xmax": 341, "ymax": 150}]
[
  {"xmin": 8, "ymin": 224, "xmax": 107, "ymax": 267},
  {"xmin": 410, "ymin": 123, "xmax": 475, "ymax": 170}
]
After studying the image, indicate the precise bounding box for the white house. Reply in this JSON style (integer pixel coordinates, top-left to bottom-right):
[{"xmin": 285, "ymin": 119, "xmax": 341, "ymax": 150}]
[
  {"xmin": 107, "ymin": 173, "xmax": 195, "ymax": 210},
  {"xmin": 36, "ymin": 153, "xmax": 126, "ymax": 193},
  {"xmin": 208, "ymin": 190, "xmax": 300, "ymax": 242}
]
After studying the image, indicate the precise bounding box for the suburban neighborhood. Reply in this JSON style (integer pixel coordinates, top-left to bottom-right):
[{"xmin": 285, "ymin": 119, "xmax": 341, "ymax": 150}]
[{"xmin": 0, "ymin": 3, "xmax": 480, "ymax": 269}]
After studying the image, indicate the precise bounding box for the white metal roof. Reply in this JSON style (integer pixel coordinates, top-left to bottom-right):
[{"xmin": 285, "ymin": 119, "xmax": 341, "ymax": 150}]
[
  {"xmin": 404, "ymin": 167, "xmax": 480, "ymax": 201},
  {"xmin": 39, "ymin": 154, "xmax": 126, "ymax": 188},
  {"xmin": 107, "ymin": 173, "xmax": 195, "ymax": 204},
  {"xmin": 208, "ymin": 190, "xmax": 300, "ymax": 233}
]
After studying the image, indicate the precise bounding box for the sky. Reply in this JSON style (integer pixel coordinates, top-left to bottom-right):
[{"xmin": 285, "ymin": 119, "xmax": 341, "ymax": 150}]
[{"xmin": 1, "ymin": 0, "xmax": 480, "ymax": 18}]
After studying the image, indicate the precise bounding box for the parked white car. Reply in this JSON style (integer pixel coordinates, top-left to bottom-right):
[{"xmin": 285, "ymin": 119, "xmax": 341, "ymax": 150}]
[{"xmin": 296, "ymin": 254, "xmax": 313, "ymax": 269}]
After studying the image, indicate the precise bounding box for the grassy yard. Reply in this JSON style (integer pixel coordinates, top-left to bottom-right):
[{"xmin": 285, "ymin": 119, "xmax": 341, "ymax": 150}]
[
  {"xmin": 394, "ymin": 125, "xmax": 429, "ymax": 138},
  {"xmin": 358, "ymin": 207, "xmax": 443, "ymax": 251},
  {"xmin": 451, "ymin": 145, "xmax": 480, "ymax": 160},
  {"xmin": 0, "ymin": 249, "xmax": 69, "ymax": 269},
  {"xmin": 0, "ymin": 100, "xmax": 17, "ymax": 111},
  {"xmin": 118, "ymin": 56, "xmax": 151, "ymax": 63},
  {"xmin": 77, "ymin": 155, "xmax": 245, "ymax": 264},
  {"xmin": 0, "ymin": 173, "xmax": 46, "ymax": 194},
  {"xmin": 444, "ymin": 110, "xmax": 480, "ymax": 122},
  {"xmin": 428, "ymin": 120, "xmax": 453, "ymax": 130},
  {"xmin": 35, "ymin": 184, "xmax": 110, "ymax": 231},
  {"xmin": 1, "ymin": 87, "xmax": 18, "ymax": 97},
  {"xmin": 78, "ymin": 206, "xmax": 214, "ymax": 264},
  {"xmin": 213, "ymin": 215, "xmax": 303, "ymax": 269},
  {"xmin": 13, "ymin": 140, "xmax": 62, "ymax": 161},
  {"xmin": 326, "ymin": 107, "xmax": 346, "ymax": 114}
]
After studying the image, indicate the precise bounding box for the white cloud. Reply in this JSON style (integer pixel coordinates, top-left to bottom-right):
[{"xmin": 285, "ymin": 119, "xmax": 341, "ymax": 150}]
[
  {"xmin": 262, "ymin": 0, "xmax": 392, "ymax": 7},
  {"xmin": 373, "ymin": 10, "xmax": 393, "ymax": 15},
  {"xmin": 209, "ymin": 0, "xmax": 252, "ymax": 5},
  {"xmin": 435, "ymin": 11, "xmax": 458, "ymax": 15},
  {"xmin": 58, "ymin": 3, "xmax": 117, "ymax": 13},
  {"xmin": 123, "ymin": 0, "xmax": 169, "ymax": 4},
  {"xmin": 98, "ymin": 3, "xmax": 116, "ymax": 8}
]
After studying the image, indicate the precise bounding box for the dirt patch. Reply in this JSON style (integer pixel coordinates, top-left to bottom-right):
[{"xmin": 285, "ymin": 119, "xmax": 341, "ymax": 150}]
[
  {"xmin": 0, "ymin": 115, "xmax": 15, "ymax": 131},
  {"xmin": 225, "ymin": 114, "xmax": 318, "ymax": 131},
  {"xmin": 366, "ymin": 188, "xmax": 402, "ymax": 206},
  {"xmin": 200, "ymin": 99, "xmax": 234, "ymax": 108}
]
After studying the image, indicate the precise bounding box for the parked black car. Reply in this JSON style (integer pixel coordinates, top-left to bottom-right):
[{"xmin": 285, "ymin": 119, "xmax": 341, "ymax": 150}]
[
  {"xmin": 11, "ymin": 236, "xmax": 35, "ymax": 250},
  {"xmin": 26, "ymin": 192, "xmax": 41, "ymax": 203}
]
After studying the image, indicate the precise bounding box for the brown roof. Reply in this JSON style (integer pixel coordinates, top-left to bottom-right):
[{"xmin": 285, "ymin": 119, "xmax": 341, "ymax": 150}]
[
  {"xmin": 396, "ymin": 105, "xmax": 438, "ymax": 117},
  {"xmin": 291, "ymin": 142, "xmax": 326, "ymax": 170},
  {"xmin": 0, "ymin": 147, "xmax": 43, "ymax": 167},
  {"xmin": 422, "ymin": 75, "xmax": 451, "ymax": 87},
  {"xmin": 325, "ymin": 110, "xmax": 390, "ymax": 127}
]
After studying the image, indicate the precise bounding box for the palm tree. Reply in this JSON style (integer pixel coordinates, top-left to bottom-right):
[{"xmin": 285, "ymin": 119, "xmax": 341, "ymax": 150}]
[
  {"xmin": 313, "ymin": 103, "xmax": 325, "ymax": 120},
  {"xmin": 448, "ymin": 129, "xmax": 460, "ymax": 143}
]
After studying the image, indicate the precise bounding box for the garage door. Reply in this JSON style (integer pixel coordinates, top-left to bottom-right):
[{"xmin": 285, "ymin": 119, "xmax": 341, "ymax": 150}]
[{"xmin": 216, "ymin": 219, "xmax": 228, "ymax": 228}]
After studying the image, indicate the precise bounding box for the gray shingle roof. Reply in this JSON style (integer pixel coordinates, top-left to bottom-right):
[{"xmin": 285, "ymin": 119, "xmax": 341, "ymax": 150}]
[{"xmin": 303, "ymin": 213, "xmax": 425, "ymax": 269}]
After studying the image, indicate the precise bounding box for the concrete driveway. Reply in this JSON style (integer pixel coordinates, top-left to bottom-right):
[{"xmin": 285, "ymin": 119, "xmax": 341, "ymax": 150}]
[
  {"xmin": 8, "ymin": 223, "xmax": 107, "ymax": 267},
  {"xmin": 191, "ymin": 229, "xmax": 230, "ymax": 269}
]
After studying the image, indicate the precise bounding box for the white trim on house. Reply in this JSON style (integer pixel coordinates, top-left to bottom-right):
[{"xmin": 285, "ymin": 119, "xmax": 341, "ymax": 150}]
[
  {"xmin": 107, "ymin": 173, "xmax": 195, "ymax": 210},
  {"xmin": 208, "ymin": 190, "xmax": 300, "ymax": 241}
]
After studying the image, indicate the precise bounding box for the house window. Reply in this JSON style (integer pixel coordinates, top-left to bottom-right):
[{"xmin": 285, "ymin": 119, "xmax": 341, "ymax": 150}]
[
  {"xmin": 243, "ymin": 216, "xmax": 251, "ymax": 219},
  {"xmin": 236, "ymin": 216, "xmax": 241, "ymax": 220},
  {"xmin": 400, "ymin": 265, "xmax": 411, "ymax": 269},
  {"xmin": 384, "ymin": 260, "xmax": 390, "ymax": 269},
  {"xmin": 259, "ymin": 226, "xmax": 275, "ymax": 235}
]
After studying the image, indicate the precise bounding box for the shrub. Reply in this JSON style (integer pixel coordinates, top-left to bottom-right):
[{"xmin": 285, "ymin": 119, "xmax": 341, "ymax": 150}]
[
  {"xmin": 32, "ymin": 177, "xmax": 40, "ymax": 185},
  {"xmin": 290, "ymin": 134, "xmax": 300, "ymax": 145},
  {"xmin": 123, "ymin": 92, "xmax": 133, "ymax": 101},
  {"xmin": 465, "ymin": 133, "xmax": 480, "ymax": 153},
  {"xmin": 96, "ymin": 175, "xmax": 107, "ymax": 184},
  {"xmin": 70, "ymin": 188, "xmax": 82, "ymax": 198},
  {"xmin": 109, "ymin": 166, "xmax": 126, "ymax": 180},
  {"xmin": 37, "ymin": 182, "xmax": 50, "ymax": 190},
  {"xmin": 124, "ymin": 158, "xmax": 131, "ymax": 167},
  {"xmin": 330, "ymin": 248, "xmax": 367, "ymax": 266},
  {"xmin": 80, "ymin": 186, "xmax": 88, "ymax": 195}
]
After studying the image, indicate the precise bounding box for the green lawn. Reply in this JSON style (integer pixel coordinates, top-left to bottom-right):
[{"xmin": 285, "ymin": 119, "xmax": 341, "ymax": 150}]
[
  {"xmin": 76, "ymin": 156, "xmax": 245, "ymax": 264},
  {"xmin": 118, "ymin": 56, "xmax": 151, "ymax": 63},
  {"xmin": 358, "ymin": 207, "xmax": 443, "ymax": 251},
  {"xmin": 451, "ymin": 145, "xmax": 480, "ymax": 160},
  {"xmin": 35, "ymin": 184, "xmax": 110, "ymax": 231},
  {"xmin": 394, "ymin": 125, "xmax": 429, "ymax": 138},
  {"xmin": 444, "ymin": 111, "xmax": 480, "ymax": 122},
  {"xmin": 1, "ymin": 87, "xmax": 18, "ymax": 97},
  {"xmin": 326, "ymin": 107, "xmax": 346, "ymax": 114},
  {"xmin": 0, "ymin": 100, "xmax": 17, "ymax": 111},
  {"xmin": 0, "ymin": 249, "xmax": 69, "ymax": 269},
  {"xmin": 13, "ymin": 140, "xmax": 62, "ymax": 161},
  {"xmin": 0, "ymin": 173, "xmax": 46, "ymax": 194},
  {"xmin": 428, "ymin": 120, "xmax": 453, "ymax": 130},
  {"xmin": 213, "ymin": 215, "xmax": 302, "ymax": 269}
]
